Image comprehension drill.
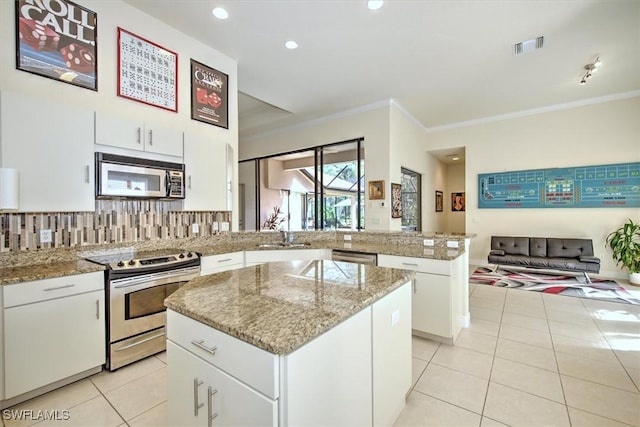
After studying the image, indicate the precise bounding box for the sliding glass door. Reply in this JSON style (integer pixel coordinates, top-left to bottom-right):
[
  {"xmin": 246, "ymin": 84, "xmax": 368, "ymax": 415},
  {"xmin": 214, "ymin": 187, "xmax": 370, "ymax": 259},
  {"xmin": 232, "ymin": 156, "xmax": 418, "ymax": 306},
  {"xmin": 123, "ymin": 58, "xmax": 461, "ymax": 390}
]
[{"xmin": 238, "ymin": 138, "xmax": 364, "ymax": 231}]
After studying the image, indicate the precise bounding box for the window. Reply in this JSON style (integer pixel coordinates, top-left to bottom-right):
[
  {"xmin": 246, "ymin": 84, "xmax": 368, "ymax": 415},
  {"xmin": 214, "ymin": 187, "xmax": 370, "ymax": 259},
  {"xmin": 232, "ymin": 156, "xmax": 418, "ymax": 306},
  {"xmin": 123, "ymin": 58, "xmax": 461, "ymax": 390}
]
[{"xmin": 401, "ymin": 167, "xmax": 421, "ymax": 231}]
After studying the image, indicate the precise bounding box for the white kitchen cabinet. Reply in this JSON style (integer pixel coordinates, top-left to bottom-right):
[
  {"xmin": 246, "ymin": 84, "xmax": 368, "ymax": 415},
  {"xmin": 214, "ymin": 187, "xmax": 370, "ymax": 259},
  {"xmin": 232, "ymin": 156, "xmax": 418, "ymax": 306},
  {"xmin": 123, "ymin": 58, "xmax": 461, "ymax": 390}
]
[
  {"xmin": 200, "ymin": 252, "xmax": 244, "ymax": 275},
  {"xmin": 3, "ymin": 272, "xmax": 105, "ymax": 399},
  {"xmin": 0, "ymin": 91, "xmax": 94, "ymax": 212},
  {"xmin": 372, "ymin": 283, "xmax": 412, "ymax": 426},
  {"xmin": 378, "ymin": 254, "xmax": 465, "ymax": 344},
  {"xmin": 167, "ymin": 281, "xmax": 412, "ymax": 426},
  {"xmin": 167, "ymin": 341, "xmax": 277, "ymax": 427},
  {"xmin": 95, "ymin": 110, "xmax": 183, "ymax": 157},
  {"xmin": 244, "ymin": 248, "xmax": 330, "ymax": 266},
  {"xmin": 183, "ymin": 132, "xmax": 228, "ymax": 211}
]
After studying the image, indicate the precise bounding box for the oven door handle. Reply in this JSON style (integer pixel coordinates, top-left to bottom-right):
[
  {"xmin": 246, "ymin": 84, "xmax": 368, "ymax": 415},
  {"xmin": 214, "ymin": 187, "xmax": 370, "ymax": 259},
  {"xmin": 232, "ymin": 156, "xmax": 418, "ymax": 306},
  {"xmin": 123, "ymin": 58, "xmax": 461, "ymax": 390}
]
[
  {"xmin": 112, "ymin": 267, "xmax": 200, "ymax": 289},
  {"xmin": 114, "ymin": 331, "xmax": 166, "ymax": 351}
]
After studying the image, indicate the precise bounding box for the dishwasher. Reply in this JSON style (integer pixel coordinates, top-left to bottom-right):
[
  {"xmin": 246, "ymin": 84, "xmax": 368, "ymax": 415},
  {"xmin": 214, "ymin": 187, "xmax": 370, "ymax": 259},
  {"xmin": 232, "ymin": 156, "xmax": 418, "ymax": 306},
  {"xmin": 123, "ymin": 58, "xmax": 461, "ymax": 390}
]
[{"xmin": 331, "ymin": 249, "xmax": 378, "ymax": 265}]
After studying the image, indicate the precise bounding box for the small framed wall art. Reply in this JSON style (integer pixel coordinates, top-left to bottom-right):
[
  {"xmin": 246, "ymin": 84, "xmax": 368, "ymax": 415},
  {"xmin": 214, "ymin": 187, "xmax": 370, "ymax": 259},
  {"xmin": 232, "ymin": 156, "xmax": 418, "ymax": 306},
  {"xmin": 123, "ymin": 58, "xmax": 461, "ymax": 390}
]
[
  {"xmin": 391, "ymin": 183, "xmax": 402, "ymax": 218},
  {"xmin": 190, "ymin": 59, "xmax": 229, "ymax": 129},
  {"xmin": 435, "ymin": 190, "xmax": 443, "ymax": 212},
  {"xmin": 368, "ymin": 180, "xmax": 384, "ymax": 200},
  {"xmin": 117, "ymin": 27, "xmax": 178, "ymax": 112},
  {"xmin": 15, "ymin": 0, "xmax": 98, "ymax": 90},
  {"xmin": 452, "ymin": 192, "xmax": 466, "ymax": 212}
]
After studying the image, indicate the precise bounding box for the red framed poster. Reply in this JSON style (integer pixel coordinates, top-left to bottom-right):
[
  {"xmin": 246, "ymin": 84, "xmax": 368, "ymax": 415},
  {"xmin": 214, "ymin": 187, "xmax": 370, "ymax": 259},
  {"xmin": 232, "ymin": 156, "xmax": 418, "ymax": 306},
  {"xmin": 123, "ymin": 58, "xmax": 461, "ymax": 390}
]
[{"xmin": 117, "ymin": 27, "xmax": 177, "ymax": 112}]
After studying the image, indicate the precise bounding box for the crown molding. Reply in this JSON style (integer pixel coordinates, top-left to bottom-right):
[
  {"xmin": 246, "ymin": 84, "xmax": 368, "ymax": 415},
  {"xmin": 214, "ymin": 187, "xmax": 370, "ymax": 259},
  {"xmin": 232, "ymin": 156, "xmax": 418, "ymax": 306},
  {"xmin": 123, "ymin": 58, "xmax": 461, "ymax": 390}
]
[{"xmin": 425, "ymin": 90, "xmax": 640, "ymax": 133}]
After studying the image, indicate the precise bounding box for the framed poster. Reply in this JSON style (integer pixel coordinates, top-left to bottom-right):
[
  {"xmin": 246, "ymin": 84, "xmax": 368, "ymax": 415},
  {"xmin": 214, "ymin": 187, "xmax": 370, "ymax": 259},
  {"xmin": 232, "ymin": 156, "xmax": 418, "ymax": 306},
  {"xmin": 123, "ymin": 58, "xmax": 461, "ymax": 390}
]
[
  {"xmin": 452, "ymin": 192, "xmax": 465, "ymax": 212},
  {"xmin": 191, "ymin": 59, "xmax": 229, "ymax": 129},
  {"xmin": 15, "ymin": 0, "xmax": 97, "ymax": 90},
  {"xmin": 435, "ymin": 191, "xmax": 443, "ymax": 212},
  {"xmin": 368, "ymin": 180, "xmax": 384, "ymax": 200},
  {"xmin": 391, "ymin": 183, "xmax": 402, "ymax": 218},
  {"xmin": 117, "ymin": 27, "xmax": 177, "ymax": 112}
]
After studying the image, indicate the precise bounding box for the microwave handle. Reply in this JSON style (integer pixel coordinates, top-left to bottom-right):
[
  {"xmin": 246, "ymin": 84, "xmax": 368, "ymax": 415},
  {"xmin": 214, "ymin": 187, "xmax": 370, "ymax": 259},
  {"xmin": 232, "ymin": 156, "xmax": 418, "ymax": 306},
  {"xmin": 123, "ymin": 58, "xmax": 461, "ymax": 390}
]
[{"xmin": 165, "ymin": 171, "xmax": 171, "ymax": 197}]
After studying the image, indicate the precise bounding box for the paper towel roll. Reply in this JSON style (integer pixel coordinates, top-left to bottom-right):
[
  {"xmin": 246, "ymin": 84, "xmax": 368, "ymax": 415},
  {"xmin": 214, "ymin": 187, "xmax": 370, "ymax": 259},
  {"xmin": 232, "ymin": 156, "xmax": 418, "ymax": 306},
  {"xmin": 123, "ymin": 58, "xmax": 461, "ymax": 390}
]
[{"xmin": 0, "ymin": 168, "xmax": 19, "ymax": 210}]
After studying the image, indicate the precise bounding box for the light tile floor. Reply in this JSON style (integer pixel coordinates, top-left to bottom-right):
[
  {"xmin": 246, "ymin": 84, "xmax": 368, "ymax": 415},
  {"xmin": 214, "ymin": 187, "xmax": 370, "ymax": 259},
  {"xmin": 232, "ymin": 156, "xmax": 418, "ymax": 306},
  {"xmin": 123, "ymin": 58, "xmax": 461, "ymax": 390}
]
[{"xmin": 2, "ymin": 271, "xmax": 639, "ymax": 427}]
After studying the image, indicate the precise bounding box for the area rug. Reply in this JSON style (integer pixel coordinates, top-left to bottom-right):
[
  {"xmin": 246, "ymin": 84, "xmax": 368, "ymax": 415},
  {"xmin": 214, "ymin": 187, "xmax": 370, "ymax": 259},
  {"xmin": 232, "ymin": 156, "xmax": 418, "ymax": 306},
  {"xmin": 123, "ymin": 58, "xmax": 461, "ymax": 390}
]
[{"xmin": 471, "ymin": 267, "xmax": 640, "ymax": 305}]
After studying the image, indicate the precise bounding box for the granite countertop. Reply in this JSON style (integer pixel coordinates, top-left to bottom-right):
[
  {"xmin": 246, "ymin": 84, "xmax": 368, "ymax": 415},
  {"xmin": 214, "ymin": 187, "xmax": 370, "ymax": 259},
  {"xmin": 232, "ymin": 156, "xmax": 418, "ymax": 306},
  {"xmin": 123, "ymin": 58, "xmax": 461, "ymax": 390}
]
[
  {"xmin": 0, "ymin": 260, "xmax": 106, "ymax": 285},
  {"xmin": 165, "ymin": 260, "xmax": 415, "ymax": 355}
]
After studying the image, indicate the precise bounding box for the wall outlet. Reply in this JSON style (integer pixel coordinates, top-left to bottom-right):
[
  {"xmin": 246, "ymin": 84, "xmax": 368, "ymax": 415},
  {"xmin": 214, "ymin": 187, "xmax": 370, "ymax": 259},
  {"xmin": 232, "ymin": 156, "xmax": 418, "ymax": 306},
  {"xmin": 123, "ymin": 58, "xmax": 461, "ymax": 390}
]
[
  {"xmin": 212, "ymin": 222, "xmax": 219, "ymax": 233},
  {"xmin": 221, "ymin": 222, "xmax": 230, "ymax": 231},
  {"xmin": 192, "ymin": 223, "xmax": 199, "ymax": 233},
  {"xmin": 344, "ymin": 234, "xmax": 352, "ymax": 241},
  {"xmin": 391, "ymin": 309, "xmax": 400, "ymax": 326},
  {"xmin": 423, "ymin": 239, "xmax": 434, "ymax": 246},
  {"xmin": 447, "ymin": 240, "xmax": 459, "ymax": 248},
  {"xmin": 40, "ymin": 229, "xmax": 52, "ymax": 243}
]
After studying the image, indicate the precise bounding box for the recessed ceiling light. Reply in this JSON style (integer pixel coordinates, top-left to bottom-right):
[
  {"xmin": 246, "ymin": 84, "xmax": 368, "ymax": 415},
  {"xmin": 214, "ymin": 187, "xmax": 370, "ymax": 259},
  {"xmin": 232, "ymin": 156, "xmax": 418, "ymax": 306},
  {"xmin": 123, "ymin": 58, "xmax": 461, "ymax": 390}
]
[
  {"xmin": 368, "ymin": 0, "xmax": 384, "ymax": 10},
  {"xmin": 285, "ymin": 40, "xmax": 299, "ymax": 50},
  {"xmin": 451, "ymin": 156, "xmax": 460, "ymax": 161},
  {"xmin": 212, "ymin": 7, "xmax": 229, "ymax": 20}
]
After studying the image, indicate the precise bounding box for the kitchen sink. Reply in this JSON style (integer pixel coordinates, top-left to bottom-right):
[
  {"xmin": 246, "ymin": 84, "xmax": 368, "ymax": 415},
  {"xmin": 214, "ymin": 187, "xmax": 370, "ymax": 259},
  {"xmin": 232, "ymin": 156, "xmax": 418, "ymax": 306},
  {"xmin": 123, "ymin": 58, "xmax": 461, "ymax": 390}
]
[{"xmin": 256, "ymin": 242, "xmax": 310, "ymax": 248}]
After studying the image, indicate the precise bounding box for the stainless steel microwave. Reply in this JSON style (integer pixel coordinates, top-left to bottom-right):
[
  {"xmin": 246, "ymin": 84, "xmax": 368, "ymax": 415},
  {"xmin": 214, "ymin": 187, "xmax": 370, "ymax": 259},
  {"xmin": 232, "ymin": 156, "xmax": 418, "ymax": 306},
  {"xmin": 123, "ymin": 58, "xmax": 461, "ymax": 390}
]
[{"xmin": 95, "ymin": 153, "xmax": 185, "ymax": 199}]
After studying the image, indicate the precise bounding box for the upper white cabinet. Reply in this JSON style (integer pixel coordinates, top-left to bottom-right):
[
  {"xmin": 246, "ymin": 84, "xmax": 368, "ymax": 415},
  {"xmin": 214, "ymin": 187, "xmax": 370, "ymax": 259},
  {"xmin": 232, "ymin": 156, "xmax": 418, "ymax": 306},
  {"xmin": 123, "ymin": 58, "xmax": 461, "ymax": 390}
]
[
  {"xmin": 95, "ymin": 111, "xmax": 183, "ymax": 157},
  {"xmin": 0, "ymin": 91, "xmax": 95, "ymax": 212},
  {"xmin": 183, "ymin": 132, "xmax": 228, "ymax": 211}
]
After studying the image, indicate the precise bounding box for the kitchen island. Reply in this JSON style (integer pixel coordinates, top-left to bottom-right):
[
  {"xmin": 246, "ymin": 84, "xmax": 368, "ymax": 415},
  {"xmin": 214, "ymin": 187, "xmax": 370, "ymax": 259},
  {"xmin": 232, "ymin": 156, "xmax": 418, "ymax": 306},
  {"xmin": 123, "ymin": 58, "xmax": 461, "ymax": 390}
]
[{"xmin": 164, "ymin": 259, "xmax": 415, "ymax": 426}]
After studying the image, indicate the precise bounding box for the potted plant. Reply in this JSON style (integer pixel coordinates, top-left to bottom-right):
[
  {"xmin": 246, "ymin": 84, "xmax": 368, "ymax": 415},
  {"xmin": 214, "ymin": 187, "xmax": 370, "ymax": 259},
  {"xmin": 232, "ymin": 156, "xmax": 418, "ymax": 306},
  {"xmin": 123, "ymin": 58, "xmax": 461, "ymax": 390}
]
[{"xmin": 606, "ymin": 218, "xmax": 640, "ymax": 285}]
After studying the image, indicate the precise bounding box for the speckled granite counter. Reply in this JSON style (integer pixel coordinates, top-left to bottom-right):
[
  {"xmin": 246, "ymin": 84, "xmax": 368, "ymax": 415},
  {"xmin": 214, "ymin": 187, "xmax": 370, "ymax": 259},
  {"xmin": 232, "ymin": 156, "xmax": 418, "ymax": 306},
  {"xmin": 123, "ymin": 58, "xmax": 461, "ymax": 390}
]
[
  {"xmin": 0, "ymin": 260, "xmax": 106, "ymax": 285},
  {"xmin": 164, "ymin": 260, "xmax": 415, "ymax": 354}
]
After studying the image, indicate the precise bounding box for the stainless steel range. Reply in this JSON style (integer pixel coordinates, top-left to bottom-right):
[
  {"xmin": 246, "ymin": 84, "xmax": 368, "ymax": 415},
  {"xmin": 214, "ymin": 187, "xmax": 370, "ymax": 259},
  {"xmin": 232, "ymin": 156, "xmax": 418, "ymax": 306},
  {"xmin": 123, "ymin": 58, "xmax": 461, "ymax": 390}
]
[{"xmin": 86, "ymin": 250, "xmax": 200, "ymax": 371}]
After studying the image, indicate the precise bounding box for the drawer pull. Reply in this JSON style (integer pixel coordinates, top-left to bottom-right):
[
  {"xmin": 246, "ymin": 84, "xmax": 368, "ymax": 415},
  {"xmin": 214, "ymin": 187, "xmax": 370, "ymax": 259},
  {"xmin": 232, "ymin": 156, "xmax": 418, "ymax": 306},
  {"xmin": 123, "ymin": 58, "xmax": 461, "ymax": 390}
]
[
  {"xmin": 191, "ymin": 339, "xmax": 217, "ymax": 355},
  {"xmin": 208, "ymin": 386, "xmax": 218, "ymax": 427},
  {"xmin": 217, "ymin": 258, "xmax": 232, "ymax": 263},
  {"xmin": 114, "ymin": 332, "xmax": 166, "ymax": 351},
  {"xmin": 194, "ymin": 378, "xmax": 204, "ymax": 416},
  {"xmin": 402, "ymin": 262, "xmax": 418, "ymax": 267},
  {"xmin": 43, "ymin": 284, "xmax": 75, "ymax": 292}
]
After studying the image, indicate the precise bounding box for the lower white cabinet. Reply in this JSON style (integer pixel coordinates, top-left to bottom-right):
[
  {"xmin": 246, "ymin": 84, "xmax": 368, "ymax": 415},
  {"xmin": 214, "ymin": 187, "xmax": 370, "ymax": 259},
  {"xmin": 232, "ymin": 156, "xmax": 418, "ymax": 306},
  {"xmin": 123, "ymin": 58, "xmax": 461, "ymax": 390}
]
[
  {"xmin": 3, "ymin": 271, "xmax": 105, "ymax": 399},
  {"xmin": 200, "ymin": 252, "xmax": 244, "ymax": 276},
  {"xmin": 166, "ymin": 281, "xmax": 412, "ymax": 426},
  {"xmin": 167, "ymin": 341, "xmax": 277, "ymax": 427},
  {"xmin": 244, "ymin": 249, "xmax": 330, "ymax": 266},
  {"xmin": 378, "ymin": 254, "xmax": 465, "ymax": 343}
]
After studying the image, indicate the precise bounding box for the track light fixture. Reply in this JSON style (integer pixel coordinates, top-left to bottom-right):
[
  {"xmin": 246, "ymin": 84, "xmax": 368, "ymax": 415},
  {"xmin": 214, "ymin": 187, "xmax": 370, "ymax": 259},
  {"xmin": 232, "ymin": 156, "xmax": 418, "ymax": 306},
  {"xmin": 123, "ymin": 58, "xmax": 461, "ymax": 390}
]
[{"xmin": 579, "ymin": 56, "xmax": 602, "ymax": 85}]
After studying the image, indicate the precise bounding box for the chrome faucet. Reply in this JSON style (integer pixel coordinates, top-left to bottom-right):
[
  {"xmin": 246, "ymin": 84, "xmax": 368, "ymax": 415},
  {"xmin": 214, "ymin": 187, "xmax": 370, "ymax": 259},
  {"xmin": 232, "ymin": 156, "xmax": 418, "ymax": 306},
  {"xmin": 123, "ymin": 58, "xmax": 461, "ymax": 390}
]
[{"xmin": 281, "ymin": 230, "xmax": 288, "ymax": 244}]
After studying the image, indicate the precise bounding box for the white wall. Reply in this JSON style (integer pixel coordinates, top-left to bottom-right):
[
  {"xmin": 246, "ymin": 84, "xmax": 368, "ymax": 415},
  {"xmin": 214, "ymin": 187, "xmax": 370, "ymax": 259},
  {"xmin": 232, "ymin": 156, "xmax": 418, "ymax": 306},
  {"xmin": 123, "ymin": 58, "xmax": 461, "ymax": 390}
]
[
  {"xmin": 426, "ymin": 96, "xmax": 640, "ymax": 279},
  {"xmin": 0, "ymin": 0, "xmax": 240, "ymax": 229}
]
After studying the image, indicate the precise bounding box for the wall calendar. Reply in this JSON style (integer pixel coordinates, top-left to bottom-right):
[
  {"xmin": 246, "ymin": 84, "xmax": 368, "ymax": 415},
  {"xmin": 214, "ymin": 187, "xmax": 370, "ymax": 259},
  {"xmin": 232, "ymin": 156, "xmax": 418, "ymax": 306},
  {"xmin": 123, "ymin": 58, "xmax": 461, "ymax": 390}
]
[
  {"xmin": 117, "ymin": 27, "xmax": 178, "ymax": 112},
  {"xmin": 478, "ymin": 162, "xmax": 640, "ymax": 209}
]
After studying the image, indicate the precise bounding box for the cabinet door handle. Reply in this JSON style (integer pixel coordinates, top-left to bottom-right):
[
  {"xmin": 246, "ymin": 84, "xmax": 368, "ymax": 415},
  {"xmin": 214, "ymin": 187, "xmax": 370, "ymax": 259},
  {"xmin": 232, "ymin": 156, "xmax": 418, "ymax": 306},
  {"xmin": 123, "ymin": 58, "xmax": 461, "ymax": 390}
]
[
  {"xmin": 208, "ymin": 386, "xmax": 218, "ymax": 427},
  {"xmin": 188, "ymin": 175, "xmax": 192, "ymax": 189},
  {"xmin": 193, "ymin": 378, "xmax": 204, "ymax": 416},
  {"xmin": 96, "ymin": 299, "xmax": 100, "ymax": 319},
  {"xmin": 148, "ymin": 129, "xmax": 153, "ymax": 145},
  {"xmin": 85, "ymin": 165, "xmax": 90, "ymax": 184},
  {"xmin": 413, "ymin": 279, "xmax": 416, "ymax": 294},
  {"xmin": 43, "ymin": 284, "xmax": 75, "ymax": 292},
  {"xmin": 136, "ymin": 127, "xmax": 141, "ymax": 144},
  {"xmin": 191, "ymin": 339, "xmax": 217, "ymax": 355}
]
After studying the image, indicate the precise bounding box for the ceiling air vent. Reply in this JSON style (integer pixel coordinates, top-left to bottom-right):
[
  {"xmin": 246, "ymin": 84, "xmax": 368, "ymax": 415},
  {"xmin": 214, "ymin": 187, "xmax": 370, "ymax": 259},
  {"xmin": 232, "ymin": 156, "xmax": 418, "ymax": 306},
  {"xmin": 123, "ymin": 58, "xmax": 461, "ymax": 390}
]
[{"xmin": 514, "ymin": 36, "xmax": 544, "ymax": 55}]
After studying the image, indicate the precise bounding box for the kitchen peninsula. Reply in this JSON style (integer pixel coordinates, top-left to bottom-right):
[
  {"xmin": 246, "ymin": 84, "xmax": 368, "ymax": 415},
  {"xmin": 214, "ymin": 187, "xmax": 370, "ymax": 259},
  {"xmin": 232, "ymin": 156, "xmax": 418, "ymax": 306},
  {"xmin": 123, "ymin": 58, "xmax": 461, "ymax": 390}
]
[{"xmin": 164, "ymin": 260, "xmax": 415, "ymax": 426}]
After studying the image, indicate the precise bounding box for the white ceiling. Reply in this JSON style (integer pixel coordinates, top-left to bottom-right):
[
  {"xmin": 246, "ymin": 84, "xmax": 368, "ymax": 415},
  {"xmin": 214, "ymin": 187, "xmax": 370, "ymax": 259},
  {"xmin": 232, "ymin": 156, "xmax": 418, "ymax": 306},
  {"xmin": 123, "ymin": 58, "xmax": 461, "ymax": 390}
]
[{"xmin": 124, "ymin": 0, "xmax": 640, "ymax": 142}]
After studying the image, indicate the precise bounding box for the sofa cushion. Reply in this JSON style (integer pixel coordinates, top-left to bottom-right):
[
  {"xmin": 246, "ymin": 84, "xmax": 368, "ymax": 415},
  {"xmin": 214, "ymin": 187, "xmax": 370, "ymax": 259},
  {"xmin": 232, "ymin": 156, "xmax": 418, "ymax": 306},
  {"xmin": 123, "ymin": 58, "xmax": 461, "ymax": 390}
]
[
  {"xmin": 530, "ymin": 238, "xmax": 547, "ymax": 257},
  {"xmin": 491, "ymin": 236, "xmax": 530, "ymax": 256},
  {"xmin": 547, "ymin": 238, "xmax": 594, "ymax": 258}
]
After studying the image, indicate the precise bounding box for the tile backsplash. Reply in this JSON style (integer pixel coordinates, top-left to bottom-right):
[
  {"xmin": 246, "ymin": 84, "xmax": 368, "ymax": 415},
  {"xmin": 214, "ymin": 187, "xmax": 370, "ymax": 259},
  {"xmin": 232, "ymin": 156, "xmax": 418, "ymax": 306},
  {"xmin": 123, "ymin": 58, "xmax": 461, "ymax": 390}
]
[{"xmin": 1, "ymin": 200, "xmax": 230, "ymax": 252}]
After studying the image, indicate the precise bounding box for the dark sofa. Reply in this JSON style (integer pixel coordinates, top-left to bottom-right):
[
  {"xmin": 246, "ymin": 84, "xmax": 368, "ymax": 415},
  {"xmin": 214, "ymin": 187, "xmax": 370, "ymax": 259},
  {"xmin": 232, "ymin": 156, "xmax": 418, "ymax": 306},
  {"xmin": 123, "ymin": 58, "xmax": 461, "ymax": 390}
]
[{"xmin": 488, "ymin": 236, "xmax": 600, "ymax": 281}]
